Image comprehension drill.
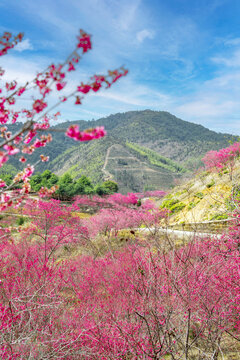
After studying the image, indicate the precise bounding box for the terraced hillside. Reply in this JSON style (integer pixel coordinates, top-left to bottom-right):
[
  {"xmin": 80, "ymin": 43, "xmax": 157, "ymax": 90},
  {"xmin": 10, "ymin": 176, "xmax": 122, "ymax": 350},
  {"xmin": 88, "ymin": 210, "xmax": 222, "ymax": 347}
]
[
  {"xmin": 50, "ymin": 137, "xmax": 184, "ymax": 193},
  {"xmin": 101, "ymin": 143, "xmax": 182, "ymax": 193}
]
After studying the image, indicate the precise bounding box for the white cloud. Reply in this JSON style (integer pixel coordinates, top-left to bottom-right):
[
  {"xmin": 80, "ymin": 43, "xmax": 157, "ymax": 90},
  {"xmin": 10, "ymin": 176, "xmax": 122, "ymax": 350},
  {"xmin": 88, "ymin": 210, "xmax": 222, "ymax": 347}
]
[
  {"xmin": 171, "ymin": 70, "xmax": 240, "ymax": 133},
  {"xmin": 224, "ymin": 37, "xmax": 240, "ymax": 46},
  {"xmin": 176, "ymin": 99, "xmax": 236, "ymax": 118},
  {"xmin": 116, "ymin": 0, "xmax": 141, "ymax": 31},
  {"xmin": 136, "ymin": 29, "xmax": 155, "ymax": 43},
  {"xmin": 91, "ymin": 76, "xmax": 172, "ymax": 108},
  {"xmin": 0, "ymin": 55, "xmax": 47, "ymax": 83},
  {"xmin": 211, "ymin": 50, "xmax": 240, "ymax": 68},
  {"xmin": 14, "ymin": 39, "xmax": 33, "ymax": 52}
]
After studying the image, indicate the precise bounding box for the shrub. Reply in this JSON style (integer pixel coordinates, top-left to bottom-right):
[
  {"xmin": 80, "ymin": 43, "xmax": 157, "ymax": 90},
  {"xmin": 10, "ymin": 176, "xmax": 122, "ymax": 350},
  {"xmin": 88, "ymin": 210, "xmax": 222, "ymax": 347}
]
[
  {"xmin": 102, "ymin": 180, "xmax": 119, "ymax": 194},
  {"xmin": 161, "ymin": 198, "xmax": 179, "ymax": 209},
  {"xmin": 187, "ymin": 201, "xmax": 197, "ymax": 210},
  {"xmin": 16, "ymin": 216, "xmax": 25, "ymax": 226},
  {"xmin": 194, "ymin": 192, "xmax": 204, "ymax": 199},
  {"xmin": 206, "ymin": 179, "xmax": 215, "ymax": 188},
  {"xmin": 170, "ymin": 202, "xmax": 186, "ymax": 213},
  {"xmin": 210, "ymin": 213, "xmax": 228, "ymax": 220}
]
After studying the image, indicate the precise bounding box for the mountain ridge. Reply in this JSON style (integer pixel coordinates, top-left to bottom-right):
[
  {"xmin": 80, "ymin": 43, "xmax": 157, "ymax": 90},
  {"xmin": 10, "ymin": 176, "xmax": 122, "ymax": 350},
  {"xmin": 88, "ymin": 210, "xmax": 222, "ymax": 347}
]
[{"xmin": 45, "ymin": 110, "xmax": 237, "ymax": 192}]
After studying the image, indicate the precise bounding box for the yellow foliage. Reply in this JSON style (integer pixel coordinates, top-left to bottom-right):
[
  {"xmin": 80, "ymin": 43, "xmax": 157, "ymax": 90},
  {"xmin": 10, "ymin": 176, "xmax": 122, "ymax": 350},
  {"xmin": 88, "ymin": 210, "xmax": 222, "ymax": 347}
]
[
  {"xmin": 117, "ymin": 229, "xmax": 136, "ymax": 241},
  {"xmin": 71, "ymin": 212, "xmax": 91, "ymax": 219}
]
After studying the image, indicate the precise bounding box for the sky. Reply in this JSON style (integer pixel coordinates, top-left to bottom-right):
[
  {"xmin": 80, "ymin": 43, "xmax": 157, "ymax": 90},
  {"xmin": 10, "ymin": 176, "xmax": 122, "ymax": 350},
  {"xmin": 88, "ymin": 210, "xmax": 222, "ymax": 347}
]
[{"xmin": 1, "ymin": 0, "xmax": 240, "ymax": 134}]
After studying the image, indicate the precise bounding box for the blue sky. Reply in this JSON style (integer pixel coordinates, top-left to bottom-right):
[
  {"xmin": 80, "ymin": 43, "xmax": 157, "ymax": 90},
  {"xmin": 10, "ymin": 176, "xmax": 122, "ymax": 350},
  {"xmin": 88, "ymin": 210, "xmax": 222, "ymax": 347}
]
[{"xmin": 1, "ymin": 0, "xmax": 240, "ymax": 134}]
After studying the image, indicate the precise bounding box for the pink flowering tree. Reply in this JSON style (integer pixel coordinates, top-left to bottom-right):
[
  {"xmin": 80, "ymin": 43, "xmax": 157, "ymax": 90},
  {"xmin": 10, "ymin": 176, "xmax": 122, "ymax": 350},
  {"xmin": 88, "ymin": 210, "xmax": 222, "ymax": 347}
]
[
  {"xmin": 202, "ymin": 142, "xmax": 240, "ymax": 180},
  {"xmin": 0, "ymin": 30, "xmax": 128, "ymax": 211},
  {"xmin": 22, "ymin": 198, "xmax": 89, "ymax": 260},
  {"xmin": 0, "ymin": 194, "xmax": 239, "ymax": 358},
  {"xmin": 74, "ymin": 193, "xmax": 166, "ymax": 233},
  {"xmin": 65, "ymin": 232, "xmax": 239, "ymax": 359}
]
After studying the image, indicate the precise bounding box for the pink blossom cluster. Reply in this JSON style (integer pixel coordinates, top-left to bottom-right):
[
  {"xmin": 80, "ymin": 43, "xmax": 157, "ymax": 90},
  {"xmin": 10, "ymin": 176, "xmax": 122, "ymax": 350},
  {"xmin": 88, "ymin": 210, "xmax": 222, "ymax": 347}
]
[
  {"xmin": 0, "ymin": 192, "xmax": 11, "ymax": 211},
  {"xmin": 202, "ymin": 142, "xmax": 240, "ymax": 170},
  {"xmin": 66, "ymin": 125, "xmax": 106, "ymax": 141},
  {"xmin": 107, "ymin": 192, "xmax": 139, "ymax": 205},
  {"xmin": 38, "ymin": 185, "xmax": 58, "ymax": 198},
  {"xmin": 0, "ymin": 31, "xmax": 24, "ymax": 57},
  {"xmin": 77, "ymin": 29, "xmax": 92, "ymax": 53},
  {"xmin": 73, "ymin": 193, "xmax": 167, "ymax": 239},
  {"xmin": 13, "ymin": 165, "xmax": 34, "ymax": 182},
  {"xmin": 0, "ymin": 180, "xmax": 6, "ymax": 188},
  {"xmin": 74, "ymin": 192, "xmax": 140, "ymax": 213},
  {"xmin": 0, "ymin": 151, "xmax": 8, "ymax": 168}
]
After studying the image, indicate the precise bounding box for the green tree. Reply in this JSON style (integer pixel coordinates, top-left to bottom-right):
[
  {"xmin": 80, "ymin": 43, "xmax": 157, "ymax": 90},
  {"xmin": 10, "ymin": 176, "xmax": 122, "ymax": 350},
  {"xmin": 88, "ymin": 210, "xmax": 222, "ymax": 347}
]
[
  {"xmin": 30, "ymin": 173, "xmax": 43, "ymax": 192},
  {"xmin": 94, "ymin": 184, "xmax": 111, "ymax": 196},
  {"xmin": 47, "ymin": 173, "xmax": 59, "ymax": 187},
  {"xmin": 41, "ymin": 170, "xmax": 52, "ymax": 180},
  {"xmin": 0, "ymin": 164, "xmax": 16, "ymax": 186},
  {"xmin": 102, "ymin": 180, "xmax": 118, "ymax": 194},
  {"xmin": 0, "ymin": 173, "xmax": 13, "ymax": 186},
  {"xmin": 74, "ymin": 175, "xmax": 93, "ymax": 195},
  {"xmin": 56, "ymin": 173, "xmax": 75, "ymax": 200},
  {"xmin": 30, "ymin": 171, "xmax": 59, "ymax": 192}
]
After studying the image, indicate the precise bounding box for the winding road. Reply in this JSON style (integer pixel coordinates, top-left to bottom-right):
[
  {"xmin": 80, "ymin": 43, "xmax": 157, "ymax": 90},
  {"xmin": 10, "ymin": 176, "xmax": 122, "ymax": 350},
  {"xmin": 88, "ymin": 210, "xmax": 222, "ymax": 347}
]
[{"xmin": 137, "ymin": 227, "xmax": 222, "ymax": 239}]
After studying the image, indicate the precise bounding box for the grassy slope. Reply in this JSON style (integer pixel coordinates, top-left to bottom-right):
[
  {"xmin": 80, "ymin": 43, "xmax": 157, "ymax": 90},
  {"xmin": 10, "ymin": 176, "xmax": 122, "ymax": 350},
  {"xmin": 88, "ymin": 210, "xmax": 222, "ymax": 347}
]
[
  {"xmin": 159, "ymin": 162, "xmax": 240, "ymax": 224},
  {"xmin": 126, "ymin": 141, "xmax": 187, "ymax": 173},
  {"xmin": 50, "ymin": 137, "xmax": 112, "ymax": 183}
]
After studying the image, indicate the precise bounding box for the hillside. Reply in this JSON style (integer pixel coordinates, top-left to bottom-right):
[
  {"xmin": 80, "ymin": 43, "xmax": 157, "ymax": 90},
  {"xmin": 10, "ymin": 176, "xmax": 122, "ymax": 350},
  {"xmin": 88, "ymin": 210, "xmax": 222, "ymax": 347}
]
[
  {"xmin": 2, "ymin": 110, "xmax": 237, "ymax": 193},
  {"xmin": 159, "ymin": 161, "xmax": 240, "ymax": 225},
  {"xmin": 47, "ymin": 110, "xmax": 235, "ymax": 167},
  {"xmin": 49, "ymin": 136, "xmax": 183, "ymax": 193}
]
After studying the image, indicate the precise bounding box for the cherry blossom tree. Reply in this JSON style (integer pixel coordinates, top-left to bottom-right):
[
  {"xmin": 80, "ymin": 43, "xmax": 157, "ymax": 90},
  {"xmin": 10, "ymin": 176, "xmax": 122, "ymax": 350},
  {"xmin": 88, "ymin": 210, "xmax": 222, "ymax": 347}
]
[
  {"xmin": 202, "ymin": 142, "xmax": 240, "ymax": 180},
  {"xmin": 0, "ymin": 30, "xmax": 128, "ymax": 211}
]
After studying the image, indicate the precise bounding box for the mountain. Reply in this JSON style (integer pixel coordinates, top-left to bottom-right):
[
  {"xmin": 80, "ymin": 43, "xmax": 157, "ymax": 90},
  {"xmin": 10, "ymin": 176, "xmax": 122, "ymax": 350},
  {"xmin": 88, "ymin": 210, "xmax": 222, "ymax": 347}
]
[
  {"xmin": 49, "ymin": 136, "xmax": 185, "ymax": 193},
  {"xmin": 2, "ymin": 110, "xmax": 237, "ymax": 193}
]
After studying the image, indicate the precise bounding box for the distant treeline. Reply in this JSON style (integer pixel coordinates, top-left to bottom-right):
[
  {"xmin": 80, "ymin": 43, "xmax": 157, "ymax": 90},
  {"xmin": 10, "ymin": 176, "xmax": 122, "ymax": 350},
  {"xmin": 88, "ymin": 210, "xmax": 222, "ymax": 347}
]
[{"xmin": 1, "ymin": 167, "xmax": 118, "ymax": 200}]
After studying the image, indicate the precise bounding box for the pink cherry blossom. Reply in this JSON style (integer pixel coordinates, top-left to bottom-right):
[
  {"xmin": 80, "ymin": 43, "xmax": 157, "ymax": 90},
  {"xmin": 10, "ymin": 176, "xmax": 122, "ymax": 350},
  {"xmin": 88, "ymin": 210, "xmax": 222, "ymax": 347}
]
[
  {"xmin": 77, "ymin": 84, "xmax": 91, "ymax": 94},
  {"xmin": 3, "ymin": 144, "xmax": 19, "ymax": 155},
  {"xmin": 66, "ymin": 125, "xmax": 106, "ymax": 141},
  {"xmin": 77, "ymin": 30, "xmax": 92, "ymax": 53},
  {"xmin": 56, "ymin": 82, "xmax": 66, "ymax": 91},
  {"xmin": 32, "ymin": 99, "xmax": 47, "ymax": 113},
  {"xmin": 0, "ymin": 179, "xmax": 6, "ymax": 187}
]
